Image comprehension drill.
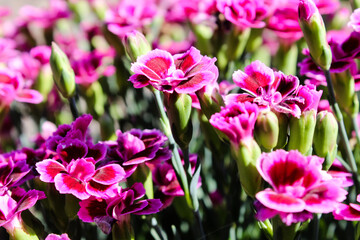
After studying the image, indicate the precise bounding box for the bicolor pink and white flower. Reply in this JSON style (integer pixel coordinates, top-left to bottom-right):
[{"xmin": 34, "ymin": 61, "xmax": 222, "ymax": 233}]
[
  {"xmin": 36, "ymin": 157, "xmax": 126, "ymax": 200},
  {"xmin": 129, "ymin": 47, "xmax": 218, "ymax": 94},
  {"xmin": 209, "ymin": 102, "xmax": 259, "ymax": 145},
  {"xmin": 255, "ymin": 150, "xmax": 348, "ymax": 226}
]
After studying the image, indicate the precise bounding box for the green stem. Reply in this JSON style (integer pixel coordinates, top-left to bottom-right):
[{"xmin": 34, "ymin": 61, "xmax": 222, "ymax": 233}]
[
  {"xmin": 324, "ymin": 70, "xmax": 359, "ymax": 193},
  {"xmin": 153, "ymin": 90, "xmax": 192, "ymax": 208},
  {"xmin": 68, "ymin": 96, "xmax": 79, "ymax": 120},
  {"xmin": 352, "ymin": 115, "xmax": 360, "ymax": 144}
]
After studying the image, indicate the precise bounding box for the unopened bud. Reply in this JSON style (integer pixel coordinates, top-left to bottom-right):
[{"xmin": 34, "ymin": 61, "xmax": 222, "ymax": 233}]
[
  {"xmin": 122, "ymin": 30, "xmax": 151, "ymax": 62},
  {"xmin": 254, "ymin": 110, "xmax": 279, "ymax": 151},
  {"xmin": 231, "ymin": 139, "xmax": 262, "ymax": 198},
  {"xmin": 298, "ymin": 0, "xmax": 332, "ymax": 70},
  {"xmin": 313, "ymin": 111, "xmax": 338, "ymax": 169},
  {"xmin": 165, "ymin": 93, "xmax": 193, "ymax": 150},
  {"xmin": 50, "ymin": 42, "xmax": 76, "ymax": 98},
  {"xmin": 288, "ymin": 109, "xmax": 317, "ymax": 155}
]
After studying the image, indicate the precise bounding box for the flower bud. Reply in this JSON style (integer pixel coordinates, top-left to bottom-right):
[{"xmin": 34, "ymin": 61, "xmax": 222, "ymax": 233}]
[
  {"xmin": 313, "ymin": 111, "xmax": 338, "ymax": 169},
  {"xmin": 50, "ymin": 42, "xmax": 76, "ymax": 98},
  {"xmin": 287, "ymin": 109, "xmax": 317, "ymax": 155},
  {"xmin": 298, "ymin": 0, "xmax": 332, "ymax": 70},
  {"xmin": 196, "ymin": 86, "xmax": 225, "ymax": 120},
  {"xmin": 122, "ymin": 30, "xmax": 152, "ymax": 62},
  {"xmin": 165, "ymin": 93, "xmax": 193, "ymax": 150},
  {"xmin": 254, "ymin": 110, "xmax": 279, "ymax": 151},
  {"xmin": 231, "ymin": 139, "xmax": 262, "ymax": 198}
]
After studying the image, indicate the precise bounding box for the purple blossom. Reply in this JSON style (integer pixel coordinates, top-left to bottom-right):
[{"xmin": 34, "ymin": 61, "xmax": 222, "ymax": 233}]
[
  {"xmin": 36, "ymin": 157, "xmax": 126, "ymax": 200},
  {"xmin": 216, "ymin": 0, "xmax": 268, "ymax": 31},
  {"xmin": 255, "ymin": 150, "xmax": 348, "ymax": 226},
  {"xmin": 105, "ymin": 129, "xmax": 172, "ymax": 177},
  {"xmin": 78, "ymin": 183, "xmax": 162, "ymax": 234},
  {"xmin": 209, "ymin": 102, "xmax": 259, "ymax": 145},
  {"xmin": 129, "ymin": 47, "xmax": 218, "ymax": 94}
]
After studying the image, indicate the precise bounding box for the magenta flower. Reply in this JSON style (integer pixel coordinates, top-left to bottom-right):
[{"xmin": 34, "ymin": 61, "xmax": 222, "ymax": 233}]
[
  {"xmin": 36, "ymin": 157, "xmax": 126, "ymax": 200},
  {"xmin": 45, "ymin": 233, "xmax": 71, "ymax": 240},
  {"xmin": 78, "ymin": 183, "xmax": 162, "ymax": 234},
  {"xmin": 0, "ymin": 69, "xmax": 43, "ymax": 107},
  {"xmin": 71, "ymin": 49, "xmax": 115, "ymax": 86},
  {"xmin": 105, "ymin": 0, "xmax": 157, "ymax": 37},
  {"xmin": 216, "ymin": 0, "xmax": 268, "ymax": 31},
  {"xmin": 227, "ymin": 60, "xmax": 308, "ymax": 117},
  {"xmin": 129, "ymin": 47, "xmax": 218, "ymax": 94},
  {"xmin": 328, "ymin": 159, "xmax": 353, "ymax": 188},
  {"xmin": 209, "ymin": 102, "xmax": 259, "ymax": 145},
  {"xmin": 0, "ymin": 187, "xmax": 45, "ymax": 232},
  {"xmin": 19, "ymin": 0, "xmax": 71, "ymax": 28},
  {"xmin": 333, "ymin": 194, "xmax": 360, "ymax": 221},
  {"xmin": 105, "ymin": 129, "xmax": 172, "ymax": 177},
  {"xmin": 349, "ymin": 9, "xmax": 360, "ymax": 32},
  {"xmin": 255, "ymin": 150, "xmax": 348, "ymax": 226}
]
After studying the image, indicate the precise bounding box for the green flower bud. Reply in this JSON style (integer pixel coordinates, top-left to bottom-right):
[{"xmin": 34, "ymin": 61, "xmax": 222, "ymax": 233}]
[
  {"xmin": 231, "ymin": 139, "xmax": 262, "ymax": 198},
  {"xmin": 122, "ymin": 30, "xmax": 151, "ymax": 62},
  {"xmin": 165, "ymin": 92, "xmax": 193, "ymax": 150},
  {"xmin": 313, "ymin": 111, "xmax": 338, "ymax": 169},
  {"xmin": 112, "ymin": 215, "xmax": 134, "ymax": 240},
  {"xmin": 196, "ymin": 87, "xmax": 225, "ymax": 120},
  {"xmin": 255, "ymin": 110, "xmax": 279, "ymax": 151},
  {"xmin": 288, "ymin": 109, "xmax": 317, "ymax": 155},
  {"xmin": 298, "ymin": 0, "xmax": 332, "ymax": 70},
  {"xmin": 50, "ymin": 42, "xmax": 76, "ymax": 98}
]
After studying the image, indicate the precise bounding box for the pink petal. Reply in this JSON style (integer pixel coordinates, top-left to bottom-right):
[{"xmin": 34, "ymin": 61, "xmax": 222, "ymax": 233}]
[
  {"xmin": 78, "ymin": 198, "xmax": 107, "ymax": 222},
  {"xmin": 68, "ymin": 158, "xmax": 95, "ymax": 182},
  {"xmin": 175, "ymin": 71, "xmax": 215, "ymax": 93},
  {"xmin": 333, "ymin": 203, "xmax": 360, "ymax": 221},
  {"xmin": 16, "ymin": 190, "xmax": 46, "ymax": 213},
  {"xmin": 92, "ymin": 164, "xmax": 125, "ymax": 184},
  {"xmin": 54, "ymin": 174, "xmax": 89, "ymax": 200},
  {"xmin": 86, "ymin": 181, "xmax": 118, "ymax": 198},
  {"xmin": 128, "ymin": 74, "xmax": 150, "ymax": 88},
  {"xmin": 36, "ymin": 160, "xmax": 66, "ymax": 183},
  {"xmin": 15, "ymin": 89, "xmax": 43, "ymax": 104},
  {"xmin": 174, "ymin": 47, "xmax": 202, "ymax": 73},
  {"xmin": 256, "ymin": 190, "xmax": 305, "ymax": 213}
]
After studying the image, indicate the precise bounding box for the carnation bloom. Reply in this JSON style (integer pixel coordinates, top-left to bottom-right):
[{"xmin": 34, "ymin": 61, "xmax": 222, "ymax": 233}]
[
  {"xmin": 78, "ymin": 183, "xmax": 162, "ymax": 234},
  {"xmin": 209, "ymin": 101, "xmax": 259, "ymax": 145},
  {"xmin": 333, "ymin": 194, "xmax": 360, "ymax": 221},
  {"xmin": 105, "ymin": 129, "xmax": 172, "ymax": 177},
  {"xmin": 216, "ymin": 0, "xmax": 268, "ymax": 31},
  {"xmin": 226, "ymin": 61, "xmax": 315, "ymax": 118},
  {"xmin": 349, "ymin": 9, "xmax": 360, "ymax": 32},
  {"xmin": 129, "ymin": 47, "xmax": 218, "ymax": 94},
  {"xmin": 0, "ymin": 69, "xmax": 43, "ymax": 107},
  {"xmin": 255, "ymin": 150, "xmax": 348, "ymax": 226},
  {"xmin": 45, "ymin": 233, "xmax": 71, "ymax": 240},
  {"xmin": 36, "ymin": 157, "xmax": 126, "ymax": 200},
  {"xmin": 105, "ymin": 0, "xmax": 157, "ymax": 37}
]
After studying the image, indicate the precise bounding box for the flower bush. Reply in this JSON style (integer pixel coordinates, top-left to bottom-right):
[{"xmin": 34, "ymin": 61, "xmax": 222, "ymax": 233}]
[{"xmin": 1, "ymin": 0, "xmax": 360, "ymax": 239}]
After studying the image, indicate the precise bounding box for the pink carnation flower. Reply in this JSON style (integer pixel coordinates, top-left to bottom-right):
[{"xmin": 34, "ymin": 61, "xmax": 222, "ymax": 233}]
[
  {"xmin": 129, "ymin": 47, "xmax": 218, "ymax": 94},
  {"xmin": 45, "ymin": 233, "xmax": 71, "ymax": 240},
  {"xmin": 36, "ymin": 157, "xmax": 126, "ymax": 200},
  {"xmin": 349, "ymin": 9, "xmax": 360, "ymax": 32},
  {"xmin": 0, "ymin": 69, "xmax": 43, "ymax": 107},
  {"xmin": 209, "ymin": 101, "xmax": 259, "ymax": 145},
  {"xmin": 255, "ymin": 150, "xmax": 348, "ymax": 226},
  {"xmin": 216, "ymin": 0, "xmax": 268, "ymax": 31},
  {"xmin": 333, "ymin": 194, "xmax": 360, "ymax": 221},
  {"xmin": 105, "ymin": 0, "xmax": 157, "ymax": 37}
]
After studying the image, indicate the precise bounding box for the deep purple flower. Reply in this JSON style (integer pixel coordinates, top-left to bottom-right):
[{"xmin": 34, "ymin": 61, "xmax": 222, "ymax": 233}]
[
  {"xmin": 105, "ymin": 0, "xmax": 157, "ymax": 37},
  {"xmin": 36, "ymin": 157, "xmax": 126, "ymax": 200},
  {"xmin": 255, "ymin": 150, "xmax": 348, "ymax": 226},
  {"xmin": 105, "ymin": 129, "xmax": 172, "ymax": 177},
  {"xmin": 209, "ymin": 102, "xmax": 259, "ymax": 145},
  {"xmin": 78, "ymin": 183, "xmax": 162, "ymax": 234},
  {"xmin": 216, "ymin": 0, "xmax": 268, "ymax": 31}
]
